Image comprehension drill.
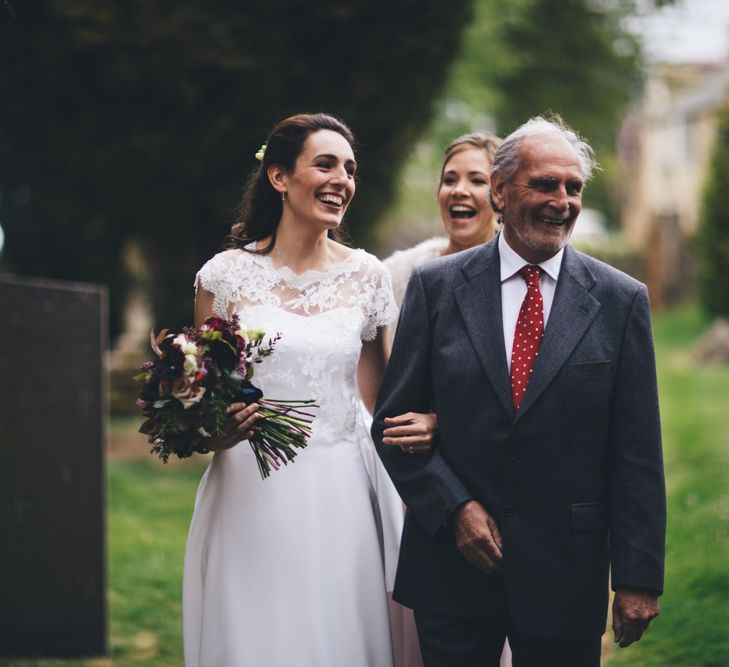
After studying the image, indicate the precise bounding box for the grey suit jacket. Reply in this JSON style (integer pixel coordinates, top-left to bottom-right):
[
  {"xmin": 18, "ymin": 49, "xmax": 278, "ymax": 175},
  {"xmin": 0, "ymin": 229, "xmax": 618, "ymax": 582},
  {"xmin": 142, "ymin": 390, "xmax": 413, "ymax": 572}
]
[{"xmin": 372, "ymin": 237, "xmax": 666, "ymax": 639}]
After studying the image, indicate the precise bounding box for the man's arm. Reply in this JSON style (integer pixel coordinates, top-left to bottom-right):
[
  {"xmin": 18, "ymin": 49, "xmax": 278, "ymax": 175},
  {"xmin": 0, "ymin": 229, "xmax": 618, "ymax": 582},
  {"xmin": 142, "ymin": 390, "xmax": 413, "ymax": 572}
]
[
  {"xmin": 372, "ymin": 268, "xmax": 473, "ymax": 537},
  {"xmin": 609, "ymin": 285, "xmax": 666, "ymax": 645}
]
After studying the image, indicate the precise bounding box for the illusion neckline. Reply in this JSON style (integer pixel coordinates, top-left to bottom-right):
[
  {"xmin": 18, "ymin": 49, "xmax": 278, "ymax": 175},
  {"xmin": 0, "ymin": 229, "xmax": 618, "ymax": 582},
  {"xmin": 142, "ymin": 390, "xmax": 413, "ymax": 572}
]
[{"xmin": 238, "ymin": 245, "xmax": 367, "ymax": 283}]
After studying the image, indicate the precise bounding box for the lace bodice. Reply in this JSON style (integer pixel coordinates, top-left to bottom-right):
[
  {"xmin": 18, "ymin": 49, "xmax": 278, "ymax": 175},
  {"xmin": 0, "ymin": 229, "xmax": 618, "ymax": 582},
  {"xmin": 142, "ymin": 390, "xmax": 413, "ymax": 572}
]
[
  {"xmin": 196, "ymin": 248, "xmax": 396, "ymax": 339},
  {"xmin": 195, "ymin": 247, "xmax": 398, "ymax": 445}
]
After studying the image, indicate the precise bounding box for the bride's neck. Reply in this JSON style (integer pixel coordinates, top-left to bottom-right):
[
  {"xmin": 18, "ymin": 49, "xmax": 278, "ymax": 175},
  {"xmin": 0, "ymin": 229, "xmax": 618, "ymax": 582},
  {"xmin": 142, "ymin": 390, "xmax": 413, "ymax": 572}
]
[{"xmin": 268, "ymin": 221, "xmax": 333, "ymax": 274}]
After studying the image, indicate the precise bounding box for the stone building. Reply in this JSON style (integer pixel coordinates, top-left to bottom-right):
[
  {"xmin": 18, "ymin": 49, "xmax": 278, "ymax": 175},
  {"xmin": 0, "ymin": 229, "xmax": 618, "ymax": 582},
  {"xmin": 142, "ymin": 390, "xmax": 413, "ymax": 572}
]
[{"xmin": 618, "ymin": 60, "xmax": 729, "ymax": 307}]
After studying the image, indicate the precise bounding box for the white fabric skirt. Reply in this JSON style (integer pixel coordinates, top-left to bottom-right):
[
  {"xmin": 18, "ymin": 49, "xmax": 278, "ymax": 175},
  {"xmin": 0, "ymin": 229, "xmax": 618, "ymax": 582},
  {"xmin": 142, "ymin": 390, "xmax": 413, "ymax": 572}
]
[{"xmin": 183, "ymin": 435, "xmax": 395, "ymax": 667}]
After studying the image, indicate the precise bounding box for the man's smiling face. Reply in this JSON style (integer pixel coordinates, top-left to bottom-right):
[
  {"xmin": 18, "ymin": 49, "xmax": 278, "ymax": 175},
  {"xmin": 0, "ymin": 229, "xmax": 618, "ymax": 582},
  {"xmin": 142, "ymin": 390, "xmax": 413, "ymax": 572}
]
[{"xmin": 491, "ymin": 134, "xmax": 584, "ymax": 264}]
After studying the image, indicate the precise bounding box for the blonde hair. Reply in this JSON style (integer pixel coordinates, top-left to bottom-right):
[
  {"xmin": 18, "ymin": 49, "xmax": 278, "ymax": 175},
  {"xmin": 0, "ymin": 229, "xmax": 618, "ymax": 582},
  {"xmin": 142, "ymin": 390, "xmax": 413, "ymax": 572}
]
[
  {"xmin": 440, "ymin": 132, "xmax": 503, "ymax": 234},
  {"xmin": 439, "ymin": 132, "xmax": 502, "ymax": 187}
]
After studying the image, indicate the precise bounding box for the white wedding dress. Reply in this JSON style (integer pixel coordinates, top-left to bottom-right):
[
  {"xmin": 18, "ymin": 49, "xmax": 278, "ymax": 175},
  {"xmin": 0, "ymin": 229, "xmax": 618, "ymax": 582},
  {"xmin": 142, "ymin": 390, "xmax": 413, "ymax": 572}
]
[{"xmin": 183, "ymin": 247, "xmax": 402, "ymax": 667}]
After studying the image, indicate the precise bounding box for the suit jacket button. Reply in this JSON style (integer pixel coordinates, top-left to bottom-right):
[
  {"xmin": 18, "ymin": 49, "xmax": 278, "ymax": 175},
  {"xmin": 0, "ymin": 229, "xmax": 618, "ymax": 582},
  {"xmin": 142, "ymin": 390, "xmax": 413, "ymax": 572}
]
[
  {"xmin": 504, "ymin": 505, "xmax": 515, "ymax": 517},
  {"xmin": 507, "ymin": 450, "xmax": 519, "ymax": 461}
]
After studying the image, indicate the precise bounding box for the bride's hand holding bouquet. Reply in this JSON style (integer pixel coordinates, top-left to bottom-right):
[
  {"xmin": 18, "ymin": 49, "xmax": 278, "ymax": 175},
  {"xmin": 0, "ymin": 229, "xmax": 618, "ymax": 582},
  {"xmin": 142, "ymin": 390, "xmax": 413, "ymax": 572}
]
[
  {"xmin": 205, "ymin": 400, "xmax": 262, "ymax": 451},
  {"xmin": 135, "ymin": 314, "xmax": 317, "ymax": 479}
]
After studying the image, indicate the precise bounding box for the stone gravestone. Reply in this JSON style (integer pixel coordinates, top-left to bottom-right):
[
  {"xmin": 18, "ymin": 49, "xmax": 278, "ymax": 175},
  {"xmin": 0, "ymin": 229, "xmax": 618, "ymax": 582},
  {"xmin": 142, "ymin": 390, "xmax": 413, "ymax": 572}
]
[{"xmin": 0, "ymin": 276, "xmax": 108, "ymax": 658}]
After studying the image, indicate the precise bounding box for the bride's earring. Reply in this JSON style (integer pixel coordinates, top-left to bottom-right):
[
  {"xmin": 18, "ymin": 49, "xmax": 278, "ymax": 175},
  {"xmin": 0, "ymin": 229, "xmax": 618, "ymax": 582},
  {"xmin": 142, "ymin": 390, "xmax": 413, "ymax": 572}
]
[{"xmin": 281, "ymin": 192, "xmax": 286, "ymax": 202}]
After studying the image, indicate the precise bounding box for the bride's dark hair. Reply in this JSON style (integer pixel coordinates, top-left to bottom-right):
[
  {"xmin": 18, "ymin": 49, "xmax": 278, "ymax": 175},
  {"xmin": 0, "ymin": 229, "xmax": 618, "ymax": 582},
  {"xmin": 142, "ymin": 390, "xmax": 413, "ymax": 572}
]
[{"xmin": 228, "ymin": 113, "xmax": 356, "ymax": 253}]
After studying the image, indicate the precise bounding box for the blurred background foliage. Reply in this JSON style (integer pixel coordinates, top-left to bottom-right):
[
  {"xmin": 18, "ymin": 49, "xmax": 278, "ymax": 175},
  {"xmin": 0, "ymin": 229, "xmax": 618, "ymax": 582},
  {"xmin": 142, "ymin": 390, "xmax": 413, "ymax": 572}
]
[
  {"xmin": 377, "ymin": 0, "xmax": 653, "ymax": 249},
  {"xmin": 0, "ymin": 0, "xmax": 674, "ymax": 339},
  {"xmin": 0, "ymin": 0, "xmax": 472, "ymax": 334},
  {"xmin": 698, "ymin": 97, "xmax": 729, "ymax": 319}
]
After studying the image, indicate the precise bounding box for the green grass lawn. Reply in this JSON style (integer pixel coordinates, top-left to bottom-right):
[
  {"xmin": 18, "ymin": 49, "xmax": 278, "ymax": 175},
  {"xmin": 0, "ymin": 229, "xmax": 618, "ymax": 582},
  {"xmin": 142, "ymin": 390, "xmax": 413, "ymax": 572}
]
[
  {"xmin": 605, "ymin": 306, "xmax": 729, "ymax": 666},
  {"xmin": 104, "ymin": 459, "xmax": 207, "ymax": 666},
  {"xmin": 2, "ymin": 304, "xmax": 727, "ymax": 666}
]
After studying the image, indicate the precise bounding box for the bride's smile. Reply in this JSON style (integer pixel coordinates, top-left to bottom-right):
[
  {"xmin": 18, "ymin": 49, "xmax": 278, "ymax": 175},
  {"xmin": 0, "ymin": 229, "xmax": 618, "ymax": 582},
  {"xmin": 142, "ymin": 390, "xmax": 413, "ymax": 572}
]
[{"xmin": 273, "ymin": 129, "xmax": 357, "ymax": 232}]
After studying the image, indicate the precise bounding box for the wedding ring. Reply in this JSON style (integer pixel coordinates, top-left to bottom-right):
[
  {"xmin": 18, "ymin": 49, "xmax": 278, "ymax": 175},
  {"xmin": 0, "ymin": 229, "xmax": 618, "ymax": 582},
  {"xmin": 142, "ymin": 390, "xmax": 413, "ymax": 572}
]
[{"xmin": 408, "ymin": 446, "xmax": 414, "ymax": 454}]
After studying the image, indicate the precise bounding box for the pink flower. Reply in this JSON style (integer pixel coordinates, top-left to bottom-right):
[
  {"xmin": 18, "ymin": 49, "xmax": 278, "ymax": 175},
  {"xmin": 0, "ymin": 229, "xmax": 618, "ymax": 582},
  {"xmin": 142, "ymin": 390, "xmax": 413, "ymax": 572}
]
[
  {"xmin": 171, "ymin": 376, "xmax": 207, "ymax": 409},
  {"xmin": 200, "ymin": 317, "xmax": 225, "ymax": 332}
]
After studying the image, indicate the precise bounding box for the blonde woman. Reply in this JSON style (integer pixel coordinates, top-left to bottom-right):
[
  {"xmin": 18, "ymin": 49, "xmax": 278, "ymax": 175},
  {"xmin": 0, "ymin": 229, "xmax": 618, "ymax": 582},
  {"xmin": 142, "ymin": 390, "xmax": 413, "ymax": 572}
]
[
  {"xmin": 385, "ymin": 133, "xmax": 502, "ymax": 308},
  {"xmin": 381, "ymin": 133, "xmax": 512, "ymax": 667}
]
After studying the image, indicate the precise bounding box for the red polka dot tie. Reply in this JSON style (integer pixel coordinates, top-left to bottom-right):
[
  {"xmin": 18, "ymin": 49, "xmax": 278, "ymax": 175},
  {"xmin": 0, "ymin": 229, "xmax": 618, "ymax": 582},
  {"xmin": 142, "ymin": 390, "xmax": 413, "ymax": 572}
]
[{"xmin": 510, "ymin": 265, "xmax": 544, "ymax": 410}]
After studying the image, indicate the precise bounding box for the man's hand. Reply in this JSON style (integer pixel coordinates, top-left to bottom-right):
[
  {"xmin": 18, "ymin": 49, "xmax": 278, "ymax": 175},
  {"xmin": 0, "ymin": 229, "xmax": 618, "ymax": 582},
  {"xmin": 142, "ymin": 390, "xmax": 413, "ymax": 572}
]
[
  {"xmin": 612, "ymin": 588, "xmax": 660, "ymax": 648},
  {"xmin": 452, "ymin": 500, "xmax": 503, "ymax": 574}
]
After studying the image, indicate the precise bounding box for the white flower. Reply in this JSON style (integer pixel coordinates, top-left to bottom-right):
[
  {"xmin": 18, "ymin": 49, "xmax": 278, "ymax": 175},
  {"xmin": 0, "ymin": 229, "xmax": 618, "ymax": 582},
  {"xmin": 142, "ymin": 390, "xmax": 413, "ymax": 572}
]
[
  {"xmin": 173, "ymin": 333, "xmax": 199, "ymax": 356},
  {"xmin": 237, "ymin": 324, "xmax": 265, "ymax": 344},
  {"xmin": 247, "ymin": 328, "xmax": 265, "ymax": 343},
  {"xmin": 183, "ymin": 353, "xmax": 199, "ymax": 375}
]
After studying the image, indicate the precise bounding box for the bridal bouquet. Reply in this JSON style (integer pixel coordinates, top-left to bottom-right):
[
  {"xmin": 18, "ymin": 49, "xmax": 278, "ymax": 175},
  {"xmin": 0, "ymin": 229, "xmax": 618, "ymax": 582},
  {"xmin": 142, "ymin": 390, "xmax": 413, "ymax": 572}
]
[{"xmin": 135, "ymin": 315, "xmax": 317, "ymax": 479}]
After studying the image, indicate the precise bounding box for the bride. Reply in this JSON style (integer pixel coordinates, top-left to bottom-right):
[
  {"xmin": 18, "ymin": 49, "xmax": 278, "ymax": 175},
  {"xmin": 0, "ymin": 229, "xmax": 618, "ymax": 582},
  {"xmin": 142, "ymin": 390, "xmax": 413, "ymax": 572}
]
[{"xmin": 184, "ymin": 113, "xmax": 434, "ymax": 666}]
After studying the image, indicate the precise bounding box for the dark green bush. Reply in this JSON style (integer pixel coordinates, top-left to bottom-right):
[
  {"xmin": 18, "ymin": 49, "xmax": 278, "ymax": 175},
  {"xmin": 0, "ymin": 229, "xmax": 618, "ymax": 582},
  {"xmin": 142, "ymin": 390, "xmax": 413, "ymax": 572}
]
[
  {"xmin": 0, "ymin": 1, "xmax": 471, "ymax": 337},
  {"xmin": 698, "ymin": 99, "xmax": 729, "ymax": 319}
]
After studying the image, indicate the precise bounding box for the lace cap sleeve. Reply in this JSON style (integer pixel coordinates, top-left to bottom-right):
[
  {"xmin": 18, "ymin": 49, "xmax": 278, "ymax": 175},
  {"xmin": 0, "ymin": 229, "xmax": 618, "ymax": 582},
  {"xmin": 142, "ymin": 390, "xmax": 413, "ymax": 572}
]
[
  {"xmin": 361, "ymin": 254, "xmax": 398, "ymax": 342},
  {"xmin": 195, "ymin": 250, "xmax": 241, "ymax": 317}
]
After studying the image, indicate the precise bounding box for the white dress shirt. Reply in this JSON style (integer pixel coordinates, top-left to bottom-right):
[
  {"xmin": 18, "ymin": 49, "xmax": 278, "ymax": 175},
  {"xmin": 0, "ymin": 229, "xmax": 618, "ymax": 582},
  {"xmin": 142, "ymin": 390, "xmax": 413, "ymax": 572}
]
[{"xmin": 499, "ymin": 232, "xmax": 564, "ymax": 372}]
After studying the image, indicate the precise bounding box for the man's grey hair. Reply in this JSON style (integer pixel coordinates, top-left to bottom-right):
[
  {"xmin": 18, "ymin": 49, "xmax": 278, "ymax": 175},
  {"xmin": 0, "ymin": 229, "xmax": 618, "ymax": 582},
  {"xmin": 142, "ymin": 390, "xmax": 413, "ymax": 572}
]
[{"xmin": 491, "ymin": 115, "xmax": 599, "ymax": 185}]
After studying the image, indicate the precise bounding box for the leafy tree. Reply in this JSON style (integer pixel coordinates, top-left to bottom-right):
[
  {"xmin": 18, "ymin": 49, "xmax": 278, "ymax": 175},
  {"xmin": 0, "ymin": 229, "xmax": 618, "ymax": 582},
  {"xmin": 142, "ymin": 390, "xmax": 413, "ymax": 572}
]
[
  {"xmin": 393, "ymin": 0, "xmax": 675, "ymax": 231},
  {"xmin": 492, "ymin": 0, "xmax": 643, "ymax": 222},
  {"xmin": 0, "ymin": 0, "xmax": 471, "ymax": 336},
  {"xmin": 493, "ymin": 0, "xmax": 641, "ymax": 145},
  {"xmin": 698, "ymin": 99, "xmax": 729, "ymax": 319}
]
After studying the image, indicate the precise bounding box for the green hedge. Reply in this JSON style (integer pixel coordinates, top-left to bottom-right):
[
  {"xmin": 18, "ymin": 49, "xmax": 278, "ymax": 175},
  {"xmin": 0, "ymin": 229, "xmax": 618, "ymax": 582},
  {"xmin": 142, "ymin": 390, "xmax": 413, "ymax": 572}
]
[{"xmin": 698, "ymin": 99, "xmax": 729, "ymax": 319}]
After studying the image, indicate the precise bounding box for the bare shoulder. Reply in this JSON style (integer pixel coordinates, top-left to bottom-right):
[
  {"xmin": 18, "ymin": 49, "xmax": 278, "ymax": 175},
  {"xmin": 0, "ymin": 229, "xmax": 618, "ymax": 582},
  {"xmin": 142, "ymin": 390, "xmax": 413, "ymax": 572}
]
[
  {"xmin": 326, "ymin": 240, "xmax": 380, "ymax": 271},
  {"xmin": 328, "ymin": 239, "xmax": 358, "ymax": 262}
]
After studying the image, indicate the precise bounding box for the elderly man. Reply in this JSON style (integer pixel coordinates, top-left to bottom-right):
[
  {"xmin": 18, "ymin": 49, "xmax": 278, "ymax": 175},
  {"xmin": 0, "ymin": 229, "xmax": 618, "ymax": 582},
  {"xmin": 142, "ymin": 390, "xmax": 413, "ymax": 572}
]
[{"xmin": 373, "ymin": 116, "xmax": 665, "ymax": 667}]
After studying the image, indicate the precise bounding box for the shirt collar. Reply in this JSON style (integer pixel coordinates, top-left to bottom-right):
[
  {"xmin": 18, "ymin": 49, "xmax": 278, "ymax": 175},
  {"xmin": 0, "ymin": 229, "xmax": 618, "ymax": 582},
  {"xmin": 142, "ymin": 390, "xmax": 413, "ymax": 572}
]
[{"xmin": 498, "ymin": 231, "xmax": 564, "ymax": 283}]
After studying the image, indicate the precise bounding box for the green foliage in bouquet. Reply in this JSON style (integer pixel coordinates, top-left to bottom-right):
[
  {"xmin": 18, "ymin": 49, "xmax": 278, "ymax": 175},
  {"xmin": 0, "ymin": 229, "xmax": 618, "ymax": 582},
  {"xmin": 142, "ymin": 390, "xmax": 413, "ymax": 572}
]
[{"xmin": 135, "ymin": 315, "xmax": 316, "ymax": 478}]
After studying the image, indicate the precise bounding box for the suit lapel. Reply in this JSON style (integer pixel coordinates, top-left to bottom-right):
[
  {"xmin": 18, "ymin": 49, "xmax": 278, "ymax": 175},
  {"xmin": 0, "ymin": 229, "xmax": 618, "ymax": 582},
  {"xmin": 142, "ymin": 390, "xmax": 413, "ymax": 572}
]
[
  {"xmin": 454, "ymin": 242, "xmax": 514, "ymax": 418},
  {"xmin": 515, "ymin": 246, "xmax": 601, "ymax": 420}
]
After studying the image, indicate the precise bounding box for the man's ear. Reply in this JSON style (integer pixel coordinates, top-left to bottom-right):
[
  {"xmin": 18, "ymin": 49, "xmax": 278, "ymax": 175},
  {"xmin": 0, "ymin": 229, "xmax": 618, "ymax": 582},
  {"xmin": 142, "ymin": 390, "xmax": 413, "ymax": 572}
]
[
  {"xmin": 267, "ymin": 164, "xmax": 287, "ymax": 195},
  {"xmin": 490, "ymin": 171, "xmax": 506, "ymax": 213}
]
